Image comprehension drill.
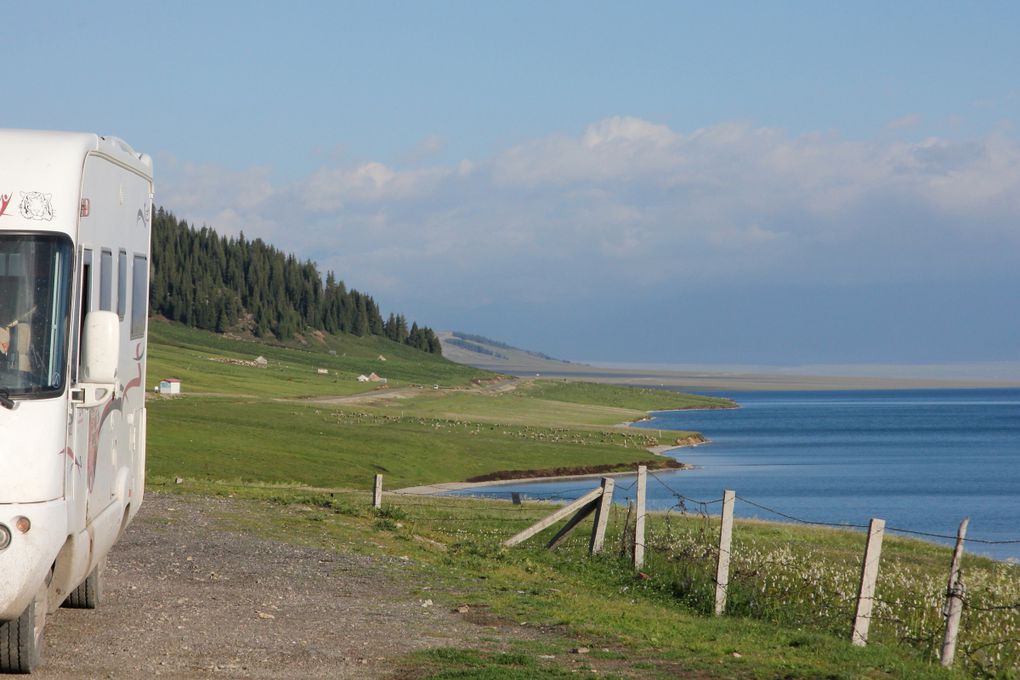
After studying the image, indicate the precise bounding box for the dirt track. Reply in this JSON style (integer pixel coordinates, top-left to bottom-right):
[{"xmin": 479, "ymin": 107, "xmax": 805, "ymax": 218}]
[
  {"xmin": 306, "ymin": 376, "xmax": 524, "ymax": 408},
  {"xmin": 34, "ymin": 493, "xmax": 492, "ymax": 679}
]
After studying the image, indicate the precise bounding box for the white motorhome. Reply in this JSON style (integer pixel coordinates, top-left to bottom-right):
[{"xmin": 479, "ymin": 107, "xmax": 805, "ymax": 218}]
[{"xmin": 0, "ymin": 130, "xmax": 152, "ymax": 672}]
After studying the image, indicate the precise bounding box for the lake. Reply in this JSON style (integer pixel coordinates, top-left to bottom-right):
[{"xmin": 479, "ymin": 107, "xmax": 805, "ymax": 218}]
[{"xmin": 454, "ymin": 388, "xmax": 1020, "ymax": 560}]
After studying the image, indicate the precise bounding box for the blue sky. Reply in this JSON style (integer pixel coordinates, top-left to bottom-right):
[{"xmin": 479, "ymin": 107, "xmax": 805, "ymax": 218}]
[{"xmin": 5, "ymin": 2, "xmax": 1020, "ymax": 365}]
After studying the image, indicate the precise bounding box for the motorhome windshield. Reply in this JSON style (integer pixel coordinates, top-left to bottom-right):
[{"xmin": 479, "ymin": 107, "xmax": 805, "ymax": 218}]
[{"xmin": 0, "ymin": 233, "xmax": 72, "ymax": 397}]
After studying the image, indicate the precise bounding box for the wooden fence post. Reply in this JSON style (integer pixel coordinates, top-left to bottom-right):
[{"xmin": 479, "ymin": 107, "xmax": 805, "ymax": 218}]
[
  {"xmin": 589, "ymin": 478, "xmax": 615, "ymax": 555},
  {"xmin": 941, "ymin": 518, "xmax": 969, "ymax": 667},
  {"xmin": 373, "ymin": 474, "xmax": 383, "ymax": 509},
  {"xmin": 714, "ymin": 490, "xmax": 736, "ymax": 616},
  {"xmin": 851, "ymin": 518, "xmax": 886, "ymax": 646},
  {"xmin": 633, "ymin": 466, "xmax": 647, "ymax": 570},
  {"xmin": 511, "ymin": 492, "xmax": 522, "ymax": 505}
]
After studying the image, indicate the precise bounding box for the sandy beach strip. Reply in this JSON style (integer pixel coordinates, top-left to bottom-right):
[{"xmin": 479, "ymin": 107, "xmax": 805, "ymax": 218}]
[{"xmin": 392, "ymin": 438, "xmax": 700, "ymax": 495}]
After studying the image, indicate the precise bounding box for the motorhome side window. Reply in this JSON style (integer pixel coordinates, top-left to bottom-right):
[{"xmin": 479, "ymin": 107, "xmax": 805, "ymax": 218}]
[
  {"xmin": 131, "ymin": 254, "xmax": 147, "ymax": 338},
  {"xmin": 117, "ymin": 250, "xmax": 127, "ymax": 319},
  {"xmin": 0, "ymin": 233, "xmax": 73, "ymax": 395},
  {"xmin": 100, "ymin": 249, "xmax": 113, "ymax": 311}
]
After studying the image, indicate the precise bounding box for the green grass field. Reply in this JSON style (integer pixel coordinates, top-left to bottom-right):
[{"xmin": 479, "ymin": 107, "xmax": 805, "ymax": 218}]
[
  {"xmin": 146, "ymin": 322, "xmax": 714, "ymax": 488},
  {"xmin": 147, "ymin": 396, "xmax": 676, "ymax": 488}
]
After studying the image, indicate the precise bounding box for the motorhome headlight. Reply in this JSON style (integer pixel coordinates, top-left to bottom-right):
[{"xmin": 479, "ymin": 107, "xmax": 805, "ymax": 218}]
[{"xmin": 0, "ymin": 524, "xmax": 10, "ymax": 551}]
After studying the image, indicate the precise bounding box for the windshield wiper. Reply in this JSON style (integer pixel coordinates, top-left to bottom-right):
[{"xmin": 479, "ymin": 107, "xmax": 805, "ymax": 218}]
[{"xmin": 0, "ymin": 388, "xmax": 16, "ymax": 410}]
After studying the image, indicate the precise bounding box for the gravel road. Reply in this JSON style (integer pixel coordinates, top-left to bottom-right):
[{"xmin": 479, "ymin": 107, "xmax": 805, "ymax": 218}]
[{"xmin": 34, "ymin": 493, "xmax": 487, "ymax": 679}]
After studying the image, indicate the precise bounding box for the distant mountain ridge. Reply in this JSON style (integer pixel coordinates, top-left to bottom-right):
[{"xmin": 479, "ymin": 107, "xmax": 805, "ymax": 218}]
[
  {"xmin": 437, "ymin": 331, "xmax": 578, "ymax": 372},
  {"xmin": 439, "ymin": 330, "xmax": 1020, "ymax": 391},
  {"xmin": 449, "ymin": 331, "xmax": 564, "ymax": 362}
]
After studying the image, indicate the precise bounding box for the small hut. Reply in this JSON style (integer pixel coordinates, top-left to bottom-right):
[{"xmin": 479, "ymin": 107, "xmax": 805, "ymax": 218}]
[{"xmin": 158, "ymin": 378, "xmax": 181, "ymax": 395}]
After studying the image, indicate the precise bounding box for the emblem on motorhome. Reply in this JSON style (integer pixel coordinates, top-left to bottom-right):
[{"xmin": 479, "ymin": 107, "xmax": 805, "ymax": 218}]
[
  {"xmin": 136, "ymin": 207, "xmax": 150, "ymax": 228},
  {"xmin": 0, "ymin": 193, "xmax": 11, "ymax": 217},
  {"xmin": 19, "ymin": 192, "xmax": 54, "ymax": 220}
]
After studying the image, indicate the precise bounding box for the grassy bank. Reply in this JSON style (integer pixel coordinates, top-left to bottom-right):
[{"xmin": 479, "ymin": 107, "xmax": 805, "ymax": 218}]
[{"xmin": 147, "ymin": 396, "xmax": 681, "ymax": 488}]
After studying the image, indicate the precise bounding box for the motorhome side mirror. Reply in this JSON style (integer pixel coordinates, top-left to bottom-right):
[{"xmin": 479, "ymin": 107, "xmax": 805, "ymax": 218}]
[{"xmin": 82, "ymin": 311, "xmax": 120, "ymax": 384}]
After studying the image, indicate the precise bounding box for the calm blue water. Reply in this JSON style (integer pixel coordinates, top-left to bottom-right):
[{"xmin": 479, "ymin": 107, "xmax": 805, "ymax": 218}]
[{"xmin": 455, "ymin": 388, "xmax": 1020, "ymax": 560}]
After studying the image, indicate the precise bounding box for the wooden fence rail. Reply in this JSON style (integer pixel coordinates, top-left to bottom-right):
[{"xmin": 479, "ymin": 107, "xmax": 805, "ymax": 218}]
[{"xmin": 503, "ymin": 478, "xmax": 615, "ymax": 556}]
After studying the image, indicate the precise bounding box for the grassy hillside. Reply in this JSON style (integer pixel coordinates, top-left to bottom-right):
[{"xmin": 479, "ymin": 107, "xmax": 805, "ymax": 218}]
[
  {"xmin": 147, "ymin": 318, "xmax": 490, "ymax": 396},
  {"xmin": 145, "ymin": 321, "xmax": 709, "ymax": 489}
]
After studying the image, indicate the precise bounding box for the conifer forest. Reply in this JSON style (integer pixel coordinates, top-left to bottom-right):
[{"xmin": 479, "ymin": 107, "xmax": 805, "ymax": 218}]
[{"xmin": 148, "ymin": 208, "xmax": 442, "ymax": 354}]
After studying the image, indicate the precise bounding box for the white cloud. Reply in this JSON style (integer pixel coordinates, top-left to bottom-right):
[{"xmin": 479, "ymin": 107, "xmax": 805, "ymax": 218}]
[
  {"xmin": 301, "ymin": 162, "xmax": 451, "ymax": 211},
  {"xmin": 582, "ymin": 116, "xmax": 679, "ymax": 148},
  {"xmin": 157, "ymin": 118, "xmax": 1020, "ymax": 312},
  {"xmin": 157, "ymin": 154, "xmax": 275, "ymax": 217}
]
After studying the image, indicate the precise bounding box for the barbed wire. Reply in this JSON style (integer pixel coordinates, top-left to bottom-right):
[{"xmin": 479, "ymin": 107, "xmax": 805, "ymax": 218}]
[
  {"xmin": 734, "ymin": 495, "xmax": 871, "ymax": 530},
  {"xmin": 963, "ymin": 599, "xmax": 1020, "ymax": 612},
  {"xmin": 394, "ymin": 476, "xmax": 1020, "ymax": 548},
  {"xmin": 614, "ymin": 479, "xmax": 637, "ymax": 492},
  {"xmin": 885, "ymin": 525, "xmax": 1020, "ymax": 545},
  {"xmin": 646, "ymin": 470, "xmax": 724, "ymax": 507},
  {"xmin": 961, "ymin": 636, "xmax": 1020, "ymax": 655}
]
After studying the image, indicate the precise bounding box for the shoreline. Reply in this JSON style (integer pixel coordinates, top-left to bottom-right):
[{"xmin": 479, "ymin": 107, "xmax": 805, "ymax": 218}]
[
  {"xmin": 394, "ymin": 469, "xmax": 650, "ymax": 496},
  {"xmin": 622, "ymin": 402, "xmax": 739, "ymax": 428},
  {"xmin": 394, "ymin": 421, "xmax": 710, "ymax": 496}
]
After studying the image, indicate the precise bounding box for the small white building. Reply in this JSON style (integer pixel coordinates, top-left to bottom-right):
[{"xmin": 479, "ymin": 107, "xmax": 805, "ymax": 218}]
[
  {"xmin": 357, "ymin": 374, "xmax": 370, "ymax": 382},
  {"xmin": 158, "ymin": 378, "xmax": 182, "ymax": 395},
  {"xmin": 316, "ymin": 368, "xmax": 329, "ymax": 375}
]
